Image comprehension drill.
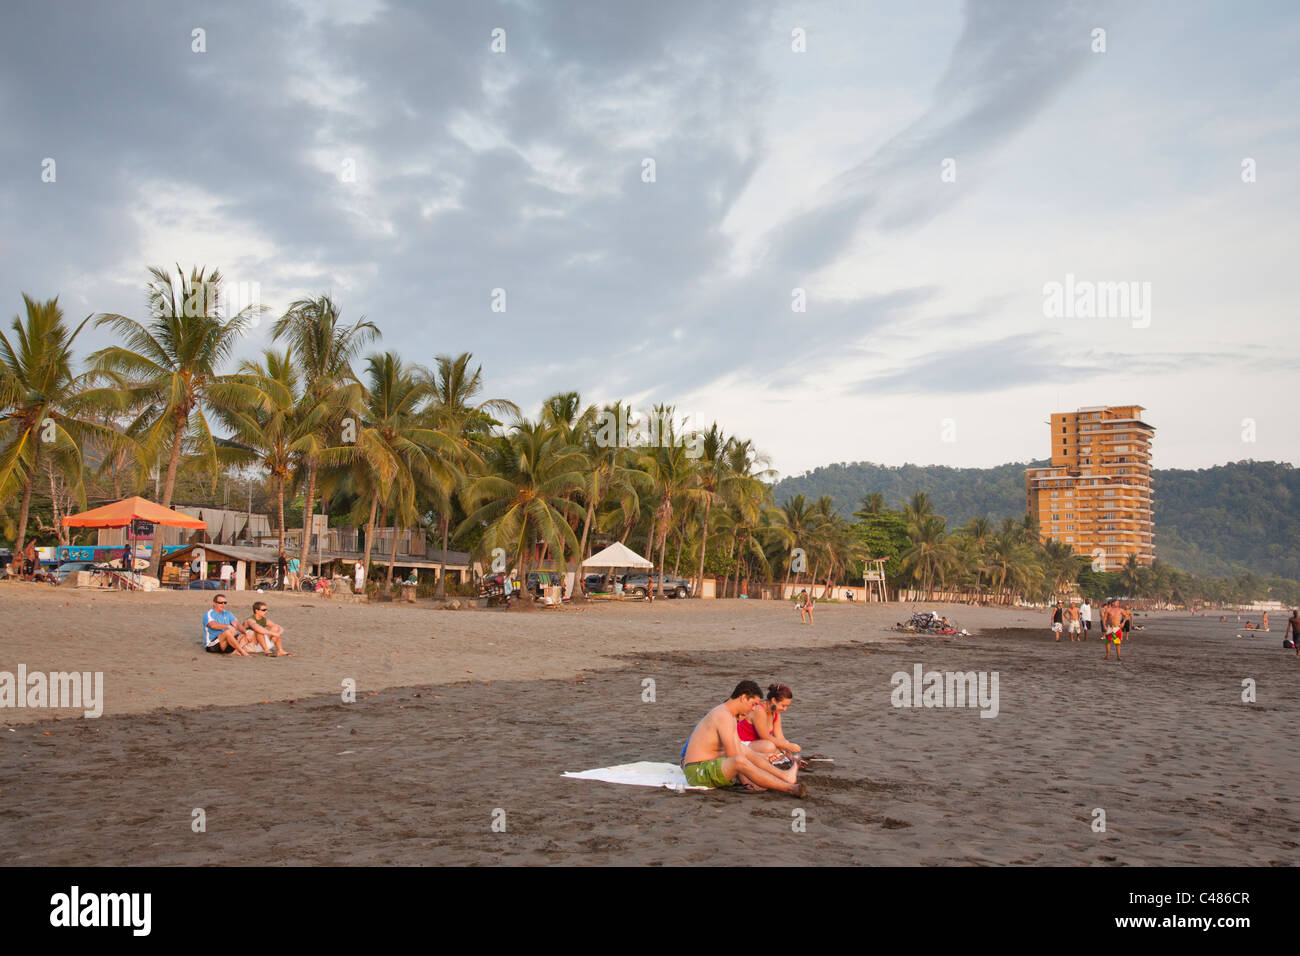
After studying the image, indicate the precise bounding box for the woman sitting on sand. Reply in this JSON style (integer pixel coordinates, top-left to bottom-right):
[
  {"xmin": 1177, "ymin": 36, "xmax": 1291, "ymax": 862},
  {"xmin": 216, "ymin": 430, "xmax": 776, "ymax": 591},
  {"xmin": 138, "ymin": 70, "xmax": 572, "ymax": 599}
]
[{"xmin": 738, "ymin": 684, "xmax": 803, "ymax": 765}]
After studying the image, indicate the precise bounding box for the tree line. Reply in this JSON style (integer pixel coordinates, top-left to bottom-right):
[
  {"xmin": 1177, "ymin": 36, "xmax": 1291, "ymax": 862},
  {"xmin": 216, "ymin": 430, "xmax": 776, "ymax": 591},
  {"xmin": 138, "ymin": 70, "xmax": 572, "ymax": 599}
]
[{"xmin": 3, "ymin": 266, "xmax": 1295, "ymax": 608}]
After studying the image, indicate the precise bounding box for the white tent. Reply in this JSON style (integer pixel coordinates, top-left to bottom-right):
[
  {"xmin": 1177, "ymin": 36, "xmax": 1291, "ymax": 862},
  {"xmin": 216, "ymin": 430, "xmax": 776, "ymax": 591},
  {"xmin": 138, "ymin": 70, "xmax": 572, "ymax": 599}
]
[{"xmin": 582, "ymin": 541, "xmax": 652, "ymax": 569}]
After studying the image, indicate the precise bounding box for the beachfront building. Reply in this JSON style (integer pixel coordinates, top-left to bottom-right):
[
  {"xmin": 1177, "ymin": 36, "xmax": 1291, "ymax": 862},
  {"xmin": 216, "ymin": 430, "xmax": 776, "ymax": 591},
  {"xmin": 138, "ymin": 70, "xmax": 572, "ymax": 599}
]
[{"xmin": 1025, "ymin": 404, "xmax": 1155, "ymax": 571}]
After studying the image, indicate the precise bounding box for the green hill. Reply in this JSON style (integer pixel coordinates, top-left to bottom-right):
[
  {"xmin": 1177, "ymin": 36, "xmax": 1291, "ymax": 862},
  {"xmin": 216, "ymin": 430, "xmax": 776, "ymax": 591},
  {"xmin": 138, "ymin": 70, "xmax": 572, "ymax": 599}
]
[{"xmin": 772, "ymin": 459, "xmax": 1300, "ymax": 581}]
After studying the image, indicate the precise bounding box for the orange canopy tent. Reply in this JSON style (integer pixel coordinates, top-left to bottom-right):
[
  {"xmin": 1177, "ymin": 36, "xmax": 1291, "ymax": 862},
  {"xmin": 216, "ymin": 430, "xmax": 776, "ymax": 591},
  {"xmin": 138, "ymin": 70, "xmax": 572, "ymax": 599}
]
[{"xmin": 62, "ymin": 496, "xmax": 207, "ymax": 530}]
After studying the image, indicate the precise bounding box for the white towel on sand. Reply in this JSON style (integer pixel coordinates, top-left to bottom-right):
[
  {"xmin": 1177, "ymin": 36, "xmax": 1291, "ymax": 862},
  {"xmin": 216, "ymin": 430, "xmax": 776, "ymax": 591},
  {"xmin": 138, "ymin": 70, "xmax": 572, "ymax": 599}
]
[{"xmin": 562, "ymin": 761, "xmax": 708, "ymax": 790}]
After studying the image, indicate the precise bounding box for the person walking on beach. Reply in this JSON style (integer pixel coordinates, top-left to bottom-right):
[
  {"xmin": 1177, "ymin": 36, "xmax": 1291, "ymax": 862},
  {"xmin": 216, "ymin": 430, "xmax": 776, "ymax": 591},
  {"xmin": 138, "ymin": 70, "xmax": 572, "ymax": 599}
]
[
  {"xmin": 797, "ymin": 589, "xmax": 814, "ymax": 626},
  {"xmin": 1284, "ymin": 610, "xmax": 1299, "ymax": 657},
  {"xmin": 1050, "ymin": 601, "xmax": 1064, "ymax": 641},
  {"xmin": 1080, "ymin": 599, "xmax": 1092, "ymax": 638},
  {"xmin": 1066, "ymin": 603, "xmax": 1081, "ymax": 642}
]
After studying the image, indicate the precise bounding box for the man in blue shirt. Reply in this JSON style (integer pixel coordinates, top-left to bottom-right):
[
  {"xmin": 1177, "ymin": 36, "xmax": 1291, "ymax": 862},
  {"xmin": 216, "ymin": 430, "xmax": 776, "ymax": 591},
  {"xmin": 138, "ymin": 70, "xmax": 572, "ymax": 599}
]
[{"xmin": 202, "ymin": 594, "xmax": 251, "ymax": 655}]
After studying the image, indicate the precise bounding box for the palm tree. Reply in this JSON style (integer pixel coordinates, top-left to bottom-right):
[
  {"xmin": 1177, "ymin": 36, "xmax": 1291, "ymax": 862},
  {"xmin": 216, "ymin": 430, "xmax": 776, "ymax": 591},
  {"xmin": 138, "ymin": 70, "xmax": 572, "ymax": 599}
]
[
  {"xmin": 718, "ymin": 437, "xmax": 775, "ymax": 597},
  {"xmin": 900, "ymin": 514, "xmax": 955, "ymax": 601},
  {"xmin": 0, "ymin": 295, "xmax": 109, "ymax": 560},
  {"xmin": 272, "ymin": 295, "xmax": 379, "ymax": 575},
  {"xmin": 959, "ymin": 516, "xmax": 993, "ymax": 599},
  {"xmin": 90, "ymin": 265, "xmax": 264, "ymax": 578},
  {"xmin": 854, "ymin": 492, "xmax": 886, "ymax": 519},
  {"xmin": 425, "ymin": 353, "xmax": 518, "ymax": 598},
  {"xmin": 457, "ymin": 421, "xmax": 586, "ymax": 607},
  {"xmin": 218, "ymin": 348, "xmax": 328, "ymax": 557},
  {"xmin": 1041, "ymin": 538, "xmax": 1085, "ymax": 601},
  {"xmin": 688, "ymin": 424, "xmax": 730, "ymax": 598},
  {"xmin": 985, "ymin": 530, "xmax": 1037, "ymax": 605},
  {"xmin": 779, "ymin": 493, "xmax": 817, "ymax": 592},
  {"xmin": 320, "ymin": 353, "xmax": 453, "ymax": 588},
  {"xmin": 568, "ymin": 401, "xmax": 646, "ymax": 602},
  {"xmin": 639, "ymin": 411, "xmax": 699, "ymax": 596}
]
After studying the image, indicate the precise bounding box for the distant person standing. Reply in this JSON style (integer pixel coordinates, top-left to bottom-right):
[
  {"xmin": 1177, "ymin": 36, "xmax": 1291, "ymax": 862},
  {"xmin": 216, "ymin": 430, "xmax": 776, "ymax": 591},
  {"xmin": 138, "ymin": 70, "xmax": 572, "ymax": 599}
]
[
  {"xmin": 1102, "ymin": 601, "xmax": 1124, "ymax": 662},
  {"xmin": 1066, "ymin": 603, "xmax": 1081, "ymax": 642},
  {"xmin": 287, "ymin": 554, "xmax": 300, "ymax": 591},
  {"xmin": 354, "ymin": 560, "xmax": 365, "ymax": 595},
  {"xmin": 1080, "ymin": 599, "xmax": 1093, "ymax": 638},
  {"xmin": 1285, "ymin": 610, "xmax": 1299, "ymax": 657},
  {"xmin": 1262, "ymin": 611, "xmax": 1270, "ymax": 632},
  {"xmin": 121, "ymin": 543, "xmax": 132, "ymax": 571},
  {"xmin": 220, "ymin": 562, "xmax": 234, "ymax": 587},
  {"xmin": 1050, "ymin": 601, "xmax": 1064, "ymax": 642},
  {"xmin": 277, "ymin": 551, "xmax": 288, "ymax": 590}
]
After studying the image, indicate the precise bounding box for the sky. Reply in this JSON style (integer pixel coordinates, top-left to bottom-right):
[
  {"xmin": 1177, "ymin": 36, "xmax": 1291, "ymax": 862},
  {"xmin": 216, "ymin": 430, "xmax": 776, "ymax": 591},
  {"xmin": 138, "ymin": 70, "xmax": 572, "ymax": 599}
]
[{"xmin": 1, "ymin": 0, "xmax": 1297, "ymax": 480}]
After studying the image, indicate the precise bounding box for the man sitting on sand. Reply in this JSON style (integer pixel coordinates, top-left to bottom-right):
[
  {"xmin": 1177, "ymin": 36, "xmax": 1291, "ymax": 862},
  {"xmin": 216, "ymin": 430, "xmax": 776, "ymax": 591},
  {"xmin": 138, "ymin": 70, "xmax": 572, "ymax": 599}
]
[
  {"xmin": 242, "ymin": 601, "xmax": 291, "ymax": 657},
  {"xmin": 202, "ymin": 594, "xmax": 252, "ymax": 656},
  {"xmin": 680, "ymin": 681, "xmax": 805, "ymax": 796}
]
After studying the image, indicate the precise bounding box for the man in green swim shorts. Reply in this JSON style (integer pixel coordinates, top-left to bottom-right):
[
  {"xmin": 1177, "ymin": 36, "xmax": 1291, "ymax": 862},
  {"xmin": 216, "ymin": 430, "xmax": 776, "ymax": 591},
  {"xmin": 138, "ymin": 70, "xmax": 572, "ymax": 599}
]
[{"xmin": 680, "ymin": 681, "xmax": 805, "ymax": 796}]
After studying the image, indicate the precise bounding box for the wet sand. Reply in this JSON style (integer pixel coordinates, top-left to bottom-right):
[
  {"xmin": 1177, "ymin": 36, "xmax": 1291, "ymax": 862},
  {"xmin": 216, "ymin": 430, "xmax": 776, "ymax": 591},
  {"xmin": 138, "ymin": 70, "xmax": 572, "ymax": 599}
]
[{"xmin": 1, "ymin": 585, "xmax": 1296, "ymax": 865}]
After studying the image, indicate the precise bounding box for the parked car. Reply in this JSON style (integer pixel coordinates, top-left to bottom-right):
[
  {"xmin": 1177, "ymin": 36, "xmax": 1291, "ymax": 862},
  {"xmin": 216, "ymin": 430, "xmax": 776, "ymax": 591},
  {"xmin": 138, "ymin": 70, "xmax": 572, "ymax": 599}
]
[
  {"xmin": 583, "ymin": 572, "xmax": 618, "ymax": 593},
  {"xmin": 622, "ymin": 573, "xmax": 692, "ymax": 598}
]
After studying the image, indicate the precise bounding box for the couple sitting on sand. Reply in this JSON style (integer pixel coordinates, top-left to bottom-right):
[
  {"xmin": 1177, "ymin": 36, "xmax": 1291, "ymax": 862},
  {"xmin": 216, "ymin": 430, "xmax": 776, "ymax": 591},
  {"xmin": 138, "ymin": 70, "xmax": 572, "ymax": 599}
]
[
  {"xmin": 202, "ymin": 593, "xmax": 291, "ymax": 657},
  {"xmin": 680, "ymin": 681, "xmax": 806, "ymax": 796}
]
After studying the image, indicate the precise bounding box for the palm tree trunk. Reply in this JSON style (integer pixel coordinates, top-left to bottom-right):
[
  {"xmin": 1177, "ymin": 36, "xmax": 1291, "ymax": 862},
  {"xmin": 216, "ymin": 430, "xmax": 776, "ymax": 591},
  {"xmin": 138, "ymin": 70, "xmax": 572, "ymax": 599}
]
[
  {"xmin": 277, "ymin": 476, "xmax": 286, "ymax": 556},
  {"xmin": 694, "ymin": 496, "xmax": 712, "ymax": 599},
  {"xmin": 360, "ymin": 490, "xmax": 379, "ymax": 595},
  {"xmin": 572, "ymin": 500, "xmax": 595, "ymax": 602},
  {"xmin": 297, "ymin": 461, "xmax": 317, "ymax": 576},
  {"xmin": 731, "ymin": 537, "xmax": 745, "ymax": 598},
  {"xmin": 13, "ymin": 468, "xmax": 36, "ymax": 561},
  {"xmin": 147, "ymin": 418, "xmax": 186, "ymax": 579},
  {"xmin": 385, "ymin": 524, "xmax": 398, "ymax": 588},
  {"xmin": 658, "ymin": 533, "xmax": 668, "ymax": 597},
  {"xmin": 435, "ymin": 513, "xmax": 450, "ymax": 600},
  {"xmin": 50, "ymin": 471, "xmax": 67, "ymax": 547}
]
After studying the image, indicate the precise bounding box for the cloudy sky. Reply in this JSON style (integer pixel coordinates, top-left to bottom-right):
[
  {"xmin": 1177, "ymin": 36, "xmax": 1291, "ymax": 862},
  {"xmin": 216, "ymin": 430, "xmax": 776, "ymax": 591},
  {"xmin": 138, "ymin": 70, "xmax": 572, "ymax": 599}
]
[{"xmin": 2, "ymin": 0, "xmax": 1296, "ymax": 479}]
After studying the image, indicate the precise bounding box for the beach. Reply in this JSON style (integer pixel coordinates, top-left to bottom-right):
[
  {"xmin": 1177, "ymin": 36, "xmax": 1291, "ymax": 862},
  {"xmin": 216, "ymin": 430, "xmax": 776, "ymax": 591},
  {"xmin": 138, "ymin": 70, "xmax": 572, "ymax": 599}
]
[{"xmin": 1, "ymin": 586, "xmax": 1296, "ymax": 865}]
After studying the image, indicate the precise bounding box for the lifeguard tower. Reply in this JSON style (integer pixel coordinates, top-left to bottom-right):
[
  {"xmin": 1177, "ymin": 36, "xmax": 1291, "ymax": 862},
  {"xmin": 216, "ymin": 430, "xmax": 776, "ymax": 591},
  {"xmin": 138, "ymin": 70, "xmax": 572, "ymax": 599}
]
[{"xmin": 862, "ymin": 558, "xmax": 889, "ymax": 602}]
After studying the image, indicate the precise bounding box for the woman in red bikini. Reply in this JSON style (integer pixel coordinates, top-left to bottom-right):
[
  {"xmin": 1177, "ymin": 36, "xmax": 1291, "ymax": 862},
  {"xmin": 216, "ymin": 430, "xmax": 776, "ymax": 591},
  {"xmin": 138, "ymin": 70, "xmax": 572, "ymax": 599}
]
[{"xmin": 737, "ymin": 684, "xmax": 803, "ymax": 765}]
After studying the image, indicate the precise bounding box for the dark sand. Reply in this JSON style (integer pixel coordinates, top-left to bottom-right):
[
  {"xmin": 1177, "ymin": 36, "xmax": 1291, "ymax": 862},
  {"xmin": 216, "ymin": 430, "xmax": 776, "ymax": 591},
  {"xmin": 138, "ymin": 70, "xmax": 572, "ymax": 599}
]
[{"xmin": 3, "ymin": 612, "xmax": 1296, "ymax": 865}]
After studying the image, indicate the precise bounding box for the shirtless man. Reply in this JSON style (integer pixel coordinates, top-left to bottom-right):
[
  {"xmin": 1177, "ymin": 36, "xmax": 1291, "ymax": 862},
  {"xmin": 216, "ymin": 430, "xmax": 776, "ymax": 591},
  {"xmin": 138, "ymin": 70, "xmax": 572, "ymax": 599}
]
[
  {"xmin": 1102, "ymin": 600, "xmax": 1124, "ymax": 662},
  {"xmin": 1285, "ymin": 609, "xmax": 1299, "ymax": 658},
  {"xmin": 242, "ymin": 601, "xmax": 291, "ymax": 657},
  {"xmin": 680, "ymin": 681, "xmax": 805, "ymax": 795},
  {"xmin": 1066, "ymin": 603, "xmax": 1081, "ymax": 642}
]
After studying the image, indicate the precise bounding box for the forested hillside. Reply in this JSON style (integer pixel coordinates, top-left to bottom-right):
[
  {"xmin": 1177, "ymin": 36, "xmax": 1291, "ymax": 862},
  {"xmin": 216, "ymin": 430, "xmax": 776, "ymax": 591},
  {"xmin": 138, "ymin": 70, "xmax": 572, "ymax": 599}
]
[{"xmin": 773, "ymin": 459, "xmax": 1299, "ymax": 581}]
